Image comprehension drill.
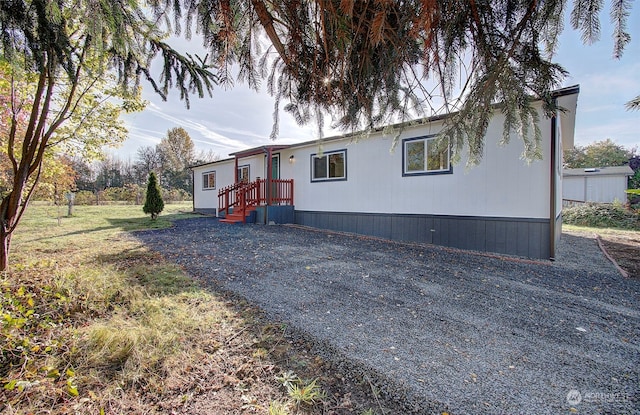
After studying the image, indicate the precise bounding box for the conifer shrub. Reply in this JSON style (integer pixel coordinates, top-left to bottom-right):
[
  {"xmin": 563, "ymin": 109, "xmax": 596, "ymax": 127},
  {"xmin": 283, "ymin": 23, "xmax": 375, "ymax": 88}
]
[{"xmin": 143, "ymin": 172, "xmax": 164, "ymax": 219}]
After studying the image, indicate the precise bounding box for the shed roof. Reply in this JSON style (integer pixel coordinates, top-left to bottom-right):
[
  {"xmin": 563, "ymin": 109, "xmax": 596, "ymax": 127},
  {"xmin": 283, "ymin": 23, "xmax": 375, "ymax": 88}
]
[{"xmin": 563, "ymin": 166, "xmax": 634, "ymax": 177}]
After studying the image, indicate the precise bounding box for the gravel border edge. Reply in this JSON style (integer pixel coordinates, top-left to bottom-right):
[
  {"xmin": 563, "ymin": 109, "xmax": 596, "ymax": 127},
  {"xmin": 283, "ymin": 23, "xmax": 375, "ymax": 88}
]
[{"xmin": 594, "ymin": 233, "xmax": 630, "ymax": 278}]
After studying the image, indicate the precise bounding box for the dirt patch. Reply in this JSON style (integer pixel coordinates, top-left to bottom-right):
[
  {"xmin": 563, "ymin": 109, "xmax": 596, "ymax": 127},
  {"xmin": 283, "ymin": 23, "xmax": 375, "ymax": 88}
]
[{"xmin": 598, "ymin": 232, "xmax": 640, "ymax": 278}]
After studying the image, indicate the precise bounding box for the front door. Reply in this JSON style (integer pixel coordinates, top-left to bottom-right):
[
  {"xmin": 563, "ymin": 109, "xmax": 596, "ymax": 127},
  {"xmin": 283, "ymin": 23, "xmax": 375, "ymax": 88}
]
[
  {"xmin": 271, "ymin": 154, "xmax": 280, "ymax": 180},
  {"xmin": 271, "ymin": 154, "xmax": 280, "ymax": 202}
]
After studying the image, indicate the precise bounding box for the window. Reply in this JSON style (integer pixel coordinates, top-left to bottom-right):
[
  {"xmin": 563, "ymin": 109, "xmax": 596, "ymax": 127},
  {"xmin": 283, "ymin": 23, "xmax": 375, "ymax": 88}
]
[
  {"xmin": 403, "ymin": 136, "xmax": 451, "ymax": 176},
  {"xmin": 311, "ymin": 150, "xmax": 346, "ymax": 181},
  {"xmin": 202, "ymin": 171, "xmax": 216, "ymax": 190},
  {"xmin": 237, "ymin": 165, "xmax": 250, "ymax": 183}
]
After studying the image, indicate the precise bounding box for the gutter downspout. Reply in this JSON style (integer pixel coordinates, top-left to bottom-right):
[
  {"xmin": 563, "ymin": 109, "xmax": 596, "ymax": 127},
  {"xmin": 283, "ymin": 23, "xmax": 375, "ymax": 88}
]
[{"xmin": 549, "ymin": 107, "xmax": 558, "ymax": 260}]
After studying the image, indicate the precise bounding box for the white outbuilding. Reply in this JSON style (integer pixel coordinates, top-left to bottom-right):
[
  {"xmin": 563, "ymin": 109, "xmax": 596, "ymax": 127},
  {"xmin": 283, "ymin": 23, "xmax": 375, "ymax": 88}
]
[{"xmin": 563, "ymin": 166, "xmax": 634, "ymax": 204}]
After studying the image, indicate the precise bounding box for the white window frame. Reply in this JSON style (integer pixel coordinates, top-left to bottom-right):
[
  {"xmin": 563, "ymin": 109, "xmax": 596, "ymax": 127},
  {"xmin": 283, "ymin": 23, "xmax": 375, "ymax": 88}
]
[
  {"xmin": 237, "ymin": 165, "xmax": 250, "ymax": 183},
  {"xmin": 402, "ymin": 136, "xmax": 452, "ymax": 176},
  {"xmin": 202, "ymin": 171, "xmax": 216, "ymax": 190},
  {"xmin": 311, "ymin": 149, "xmax": 347, "ymax": 182}
]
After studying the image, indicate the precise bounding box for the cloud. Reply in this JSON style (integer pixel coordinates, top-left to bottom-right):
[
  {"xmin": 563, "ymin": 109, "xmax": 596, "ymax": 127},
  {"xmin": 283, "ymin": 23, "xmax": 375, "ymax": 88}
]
[
  {"xmin": 573, "ymin": 63, "xmax": 640, "ymax": 105},
  {"xmin": 144, "ymin": 103, "xmax": 253, "ymax": 152},
  {"xmin": 140, "ymin": 89, "xmax": 337, "ymax": 156},
  {"xmin": 121, "ymin": 122, "xmax": 163, "ymax": 145},
  {"xmin": 575, "ymin": 117, "xmax": 640, "ymax": 148},
  {"xmin": 585, "ymin": 73, "xmax": 640, "ymax": 93}
]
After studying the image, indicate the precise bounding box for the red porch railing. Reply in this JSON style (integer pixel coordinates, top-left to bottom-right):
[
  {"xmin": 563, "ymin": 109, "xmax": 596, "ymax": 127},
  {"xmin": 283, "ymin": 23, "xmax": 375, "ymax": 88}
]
[
  {"xmin": 217, "ymin": 181, "xmax": 245, "ymax": 216},
  {"xmin": 265, "ymin": 179, "xmax": 295, "ymax": 205},
  {"xmin": 218, "ymin": 179, "xmax": 294, "ymax": 220}
]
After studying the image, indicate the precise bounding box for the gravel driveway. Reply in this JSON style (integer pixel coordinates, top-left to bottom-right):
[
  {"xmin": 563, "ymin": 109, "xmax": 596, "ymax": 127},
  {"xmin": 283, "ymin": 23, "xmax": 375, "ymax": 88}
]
[{"xmin": 135, "ymin": 218, "xmax": 639, "ymax": 414}]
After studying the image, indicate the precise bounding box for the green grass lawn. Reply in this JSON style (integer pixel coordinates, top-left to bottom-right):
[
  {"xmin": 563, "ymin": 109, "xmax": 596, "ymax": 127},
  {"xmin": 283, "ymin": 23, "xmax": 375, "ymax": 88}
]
[
  {"xmin": 16, "ymin": 201, "xmax": 194, "ymax": 242},
  {"xmin": 2, "ymin": 203, "xmax": 337, "ymax": 414}
]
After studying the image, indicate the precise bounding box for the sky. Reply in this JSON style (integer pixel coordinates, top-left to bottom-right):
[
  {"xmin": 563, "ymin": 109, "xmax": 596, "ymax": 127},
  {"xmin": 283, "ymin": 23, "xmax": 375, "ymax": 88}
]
[{"xmin": 117, "ymin": 8, "xmax": 640, "ymax": 161}]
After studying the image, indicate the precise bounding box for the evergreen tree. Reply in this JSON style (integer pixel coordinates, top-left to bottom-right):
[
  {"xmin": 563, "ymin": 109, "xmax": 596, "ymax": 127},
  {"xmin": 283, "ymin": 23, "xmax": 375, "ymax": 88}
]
[
  {"xmin": 154, "ymin": 0, "xmax": 636, "ymax": 165},
  {"xmin": 143, "ymin": 172, "xmax": 164, "ymax": 220}
]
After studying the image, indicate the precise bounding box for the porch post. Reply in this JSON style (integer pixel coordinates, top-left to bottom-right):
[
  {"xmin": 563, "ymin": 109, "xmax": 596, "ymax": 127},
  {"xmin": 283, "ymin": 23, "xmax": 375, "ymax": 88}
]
[
  {"xmin": 234, "ymin": 156, "xmax": 239, "ymax": 183},
  {"xmin": 266, "ymin": 147, "xmax": 272, "ymax": 206},
  {"xmin": 290, "ymin": 179, "xmax": 294, "ymax": 206}
]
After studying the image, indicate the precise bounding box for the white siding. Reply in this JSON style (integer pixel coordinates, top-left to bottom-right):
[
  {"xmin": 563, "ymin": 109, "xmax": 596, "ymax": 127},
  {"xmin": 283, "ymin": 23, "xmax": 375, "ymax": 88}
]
[
  {"xmin": 192, "ymin": 159, "xmax": 236, "ymax": 212},
  {"xmin": 290, "ymin": 110, "xmax": 552, "ymax": 219},
  {"xmin": 590, "ymin": 176, "xmax": 629, "ymax": 203},
  {"xmin": 563, "ymin": 175, "xmax": 629, "ymax": 203},
  {"xmin": 563, "ymin": 176, "xmax": 586, "ymax": 202},
  {"xmin": 237, "ymin": 157, "xmax": 264, "ymax": 182}
]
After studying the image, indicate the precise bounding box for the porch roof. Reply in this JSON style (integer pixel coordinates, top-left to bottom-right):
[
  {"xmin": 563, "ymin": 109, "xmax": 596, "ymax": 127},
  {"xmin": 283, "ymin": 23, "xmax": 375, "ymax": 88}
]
[{"xmin": 230, "ymin": 145, "xmax": 292, "ymax": 158}]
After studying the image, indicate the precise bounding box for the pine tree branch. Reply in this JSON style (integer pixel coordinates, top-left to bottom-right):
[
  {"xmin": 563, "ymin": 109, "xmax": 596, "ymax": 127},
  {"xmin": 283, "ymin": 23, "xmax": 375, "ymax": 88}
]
[
  {"xmin": 626, "ymin": 95, "xmax": 640, "ymax": 111},
  {"xmin": 251, "ymin": 0, "xmax": 291, "ymax": 67}
]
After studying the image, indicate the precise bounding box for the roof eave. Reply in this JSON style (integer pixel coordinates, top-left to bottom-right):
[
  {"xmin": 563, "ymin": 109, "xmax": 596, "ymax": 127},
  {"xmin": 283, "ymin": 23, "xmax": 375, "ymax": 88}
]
[{"xmin": 230, "ymin": 145, "xmax": 292, "ymax": 158}]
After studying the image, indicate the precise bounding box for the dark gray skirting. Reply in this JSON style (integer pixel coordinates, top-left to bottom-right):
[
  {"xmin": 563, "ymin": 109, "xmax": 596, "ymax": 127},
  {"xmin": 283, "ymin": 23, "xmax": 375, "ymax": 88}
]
[
  {"xmin": 294, "ymin": 210, "xmax": 551, "ymax": 259},
  {"xmin": 193, "ymin": 208, "xmax": 217, "ymax": 215}
]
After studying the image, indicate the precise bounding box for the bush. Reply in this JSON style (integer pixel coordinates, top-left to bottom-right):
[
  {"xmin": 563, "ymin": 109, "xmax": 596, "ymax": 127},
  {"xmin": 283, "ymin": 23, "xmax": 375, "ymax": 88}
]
[
  {"xmin": 102, "ymin": 185, "xmax": 144, "ymax": 204},
  {"xmin": 627, "ymin": 188, "xmax": 640, "ymax": 208},
  {"xmin": 629, "ymin": 169, "xmax": 640, "ymax": 189},
  {"xmin": 563, "ymin": 203, "xmax": 640, "ymax": 230},
  {"xmin": 161, "ymin": 187, "xmax": 191, "ymax": 202},
  {"xmin": 74, "ymin": 190, "xmax": 97, "ymax": 205},
  {"xmin": 102, "ymin": 187, "xmax": 124, "ymax": 202},
  {"xmin": 64, "ymin": 186, "xmax": 189, "ymax": 206}
]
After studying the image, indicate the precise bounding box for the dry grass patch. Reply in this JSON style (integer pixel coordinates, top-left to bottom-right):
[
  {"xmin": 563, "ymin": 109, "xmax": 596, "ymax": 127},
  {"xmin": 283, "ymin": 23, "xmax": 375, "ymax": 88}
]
[
  {"xmin": 1, "ymin": 204, "xmax": 385, "ymax": 414},
  {"xmin": 0, "ymin": 205, "xmax": 271, "ymax": 413}
]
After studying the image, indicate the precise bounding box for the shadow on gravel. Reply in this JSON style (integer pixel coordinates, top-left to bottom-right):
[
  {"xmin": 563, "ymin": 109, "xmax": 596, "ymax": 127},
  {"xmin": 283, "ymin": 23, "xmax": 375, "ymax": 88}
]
[{"xmin": 135, "ymin": 217, "xmax": 640, "ymax": 415}]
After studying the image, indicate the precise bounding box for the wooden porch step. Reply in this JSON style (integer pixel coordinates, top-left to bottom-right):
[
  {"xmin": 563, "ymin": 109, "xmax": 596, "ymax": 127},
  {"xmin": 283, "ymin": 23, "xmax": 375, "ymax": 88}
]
[
  {"xmin": 219, "ymin": 206, "xmax": 257, "ymax": 224},
  {"xmin": 219, "ymin": 218, "xmax": 242, "ymax": 224}
]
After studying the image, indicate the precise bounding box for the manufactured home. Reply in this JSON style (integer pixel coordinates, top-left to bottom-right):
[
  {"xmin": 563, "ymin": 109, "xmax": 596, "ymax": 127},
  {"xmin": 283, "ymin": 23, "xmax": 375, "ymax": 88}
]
[{"xmin": 192, "ymin": 86, "xmax": 579, "ymax": 259}]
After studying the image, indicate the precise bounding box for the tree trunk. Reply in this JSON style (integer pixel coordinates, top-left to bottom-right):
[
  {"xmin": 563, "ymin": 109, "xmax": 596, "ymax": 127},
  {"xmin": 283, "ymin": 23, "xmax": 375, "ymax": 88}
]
[
  {"xmin": 0, "ymin": 186, "xmax": 24, "ymax": 272},
  {"xmin": 0, "ymin": 226, "xmax": 12, "ymax": 272}
]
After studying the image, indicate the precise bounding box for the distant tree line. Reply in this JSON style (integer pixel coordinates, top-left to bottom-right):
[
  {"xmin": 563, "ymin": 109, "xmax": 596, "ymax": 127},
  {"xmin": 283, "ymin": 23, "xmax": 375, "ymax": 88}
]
[{"xmin": 31, "ymin": 127, "xmax": 218, "ymax": 205}]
